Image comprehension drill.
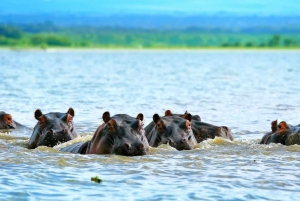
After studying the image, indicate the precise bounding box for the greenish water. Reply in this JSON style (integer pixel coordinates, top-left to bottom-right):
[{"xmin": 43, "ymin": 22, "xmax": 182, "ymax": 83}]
[{"xmin": 1, "ymin": 50, "xmax": 300, "ymax": 200}]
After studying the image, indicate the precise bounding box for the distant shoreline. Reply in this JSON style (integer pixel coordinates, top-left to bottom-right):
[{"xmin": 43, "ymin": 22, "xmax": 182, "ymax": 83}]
[{"xmin": 1, "ymin": 46, "xmax": 300, "ymax": 52}]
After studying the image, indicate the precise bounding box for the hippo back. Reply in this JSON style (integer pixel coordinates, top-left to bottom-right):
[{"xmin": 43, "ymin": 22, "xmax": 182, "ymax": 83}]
[
  {"xmin": 61, "ymin": 142, "xmax": 89, "ymax": 154},
  {"xmin": 191, "ymin": 120, "xmax": 233, "ymax": 143},
  {"xmin": 285, "ymin": 128, "xmax": 300, "ymax": 145}
]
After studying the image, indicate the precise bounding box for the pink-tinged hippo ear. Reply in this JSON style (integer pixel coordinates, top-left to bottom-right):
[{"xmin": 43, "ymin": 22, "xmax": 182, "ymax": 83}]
[
  {"xmin": 136, "ymin": 113, "xmax": 144, "ymax": 121},
  {"xmin": 153, "ymin": 114, "xmax": 160, "ymax": 124},
  {"xmin": 67, "ymin": 108, "xmax": 75, "ymax": 117},
  {"xmin": 4, "ymin": 114, "xmax": 13, "ymax": 125},
  {"xmin": 34, "ymin": 109, "xmax": 43, "ymax": 120},
  {"xmin": 67, "ymin": 114, "xmax": 73, "ymax": 123},
  {"xmin": 107, "ymin": 119, "xmax": 117, "ymax": 133},
  {"xmin": 102, "ymin": 111, "xmax": 110, "ymax": 123},
  {"xmin": 184, "ymin": 113, "xmax": 192, "ymax": 122},
  {"xmin": 165, "ymin": 110, "xmax": 173, "ymax": 116},
  {"xmin": 185, "ymin": 120, "xmax": 191, "ymax": 129},
  {"xmin": 39, "ymin": 115, "xmax": 47, "ymax": 126},
  {"xmin": 184, "ymin": 110, "xmax": 188, "ymax": 115},
  {"xmin": 138, "ymin": 120, "xmax": 144, "ymax": 131},
  {"xmin": 278, "ymin": 121, "xmax": 289, "ymax": 132}
]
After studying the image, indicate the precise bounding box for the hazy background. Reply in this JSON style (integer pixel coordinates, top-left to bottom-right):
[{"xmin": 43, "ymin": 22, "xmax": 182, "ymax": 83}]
[{"xmin": 0, "ymin": 0, "xmax": 300, "ymax": 48}]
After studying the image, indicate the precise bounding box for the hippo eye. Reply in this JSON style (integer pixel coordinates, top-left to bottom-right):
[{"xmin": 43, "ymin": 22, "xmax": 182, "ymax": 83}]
[{"xmin": 278, "ymin": 125, "xmax": 282, "ymax": 129}]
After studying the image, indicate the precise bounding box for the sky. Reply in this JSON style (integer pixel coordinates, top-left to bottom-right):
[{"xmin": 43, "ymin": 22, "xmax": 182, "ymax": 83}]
[{"xmin": 0, "ymin": 0, "xmax": 300, "ymax": 15}]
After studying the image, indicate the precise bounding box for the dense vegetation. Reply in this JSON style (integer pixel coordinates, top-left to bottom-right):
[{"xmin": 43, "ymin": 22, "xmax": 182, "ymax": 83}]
[{"xmin": 0, "ymin": 24, "xmax": 299, "ymax": 49}]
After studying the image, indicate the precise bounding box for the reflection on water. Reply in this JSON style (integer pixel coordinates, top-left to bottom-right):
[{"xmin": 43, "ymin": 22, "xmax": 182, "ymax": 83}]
[{"xmin": 1, "ymin": 50, "xmax": 300, "ymax": 200}]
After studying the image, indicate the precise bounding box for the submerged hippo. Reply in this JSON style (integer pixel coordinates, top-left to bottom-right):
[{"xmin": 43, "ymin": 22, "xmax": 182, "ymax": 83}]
[
  {"xmin": 164, "ymin": 110, "xmax": 233, "ymax": 143},
  {"xmin": 260, "ymin": 120, "xmax": 300, "ymax": 145},
  {"xmin": 0, "ymin": 111, "xmax": 25, "ymax": 129},
  {"xmin": 28, "ymin": 108, "xmax": 78, "ymax": 149},
  {"xmin": 145, "ymin": 113, "xmax": 198, "ymax": 150},
  {"xmin": 259, "ymin": 120, "xmax": 278, "ymax": 144},
  {"xmin": 61, "ymin": 112, "xmax": 150, "ymax": 156}
]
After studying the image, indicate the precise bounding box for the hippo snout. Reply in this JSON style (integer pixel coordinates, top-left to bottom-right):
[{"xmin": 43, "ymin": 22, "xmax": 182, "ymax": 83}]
[
  {"xmin": 181, "ymin": 139, "xmax": 187, "ymax": 144},
  {"xmin": 138, "ymin": 143, "xmax": 144, "ymax": 150},
  {"xmin": 168, "ymin": 139, "xmax": 194, "ymax": 151},
  {"xmin": 8, "ymin": 124, "xmax": 16, "ymax": 129},
  {"xmin": 115, "ymin": 142, "xmax": 149, "ymax": 156}
]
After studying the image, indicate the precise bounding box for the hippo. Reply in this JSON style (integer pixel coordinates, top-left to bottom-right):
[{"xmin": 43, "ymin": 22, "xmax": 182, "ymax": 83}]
[
  {"xmin": 164, "ymin": 110, "xmax": 233, "ymax": 143},
  {"xmin": 60, "ymin": 112, "xmax": 150, "ymax": 156},
  {"xmin": 145, "ymin": 113, "xmax": 198, "ymax": 150},
  {"xmin": 259, "ymin": 120, "xmax": 278, "ymax": 144},
  {"xmin": 260, "ymin": 120, "xmax": 300, "ymax": 145},
  {"xmin": 28, "ymin": 108, "xmax": 78, "ymax": 149},
  {"xmin": 0, "ymin": 111, "xmax": 25, "ymax": 129}
]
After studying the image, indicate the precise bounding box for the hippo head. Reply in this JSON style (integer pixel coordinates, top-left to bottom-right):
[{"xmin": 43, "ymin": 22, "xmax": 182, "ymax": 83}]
[
  {"xmin": 0, "ymin": 111, "xmax": 24, "ymax": 129},
  {"xmin": 0, "ymin": 111, "xmax": 15, "ymax": 129},
  {"xmin": 149, "ymin": 114, "xmax": 197, "ymax": 150},
  {"xmin": 87, "ymin": 112, "xmax": 150, "ymax": 156},
  {"xmin": 259, "ymin": 119, "xmax": 279, "ymax": 144},
  {"xmin": 28, "ymin": 108, "xmax": 78, "ymax": 149},
  {"xmin": 270, "ymin": 121, "xmax": 291, "ymax": 144},
  {"xmin": 267, "ymin": 121, "xmax": 300, "ymax": 145}
]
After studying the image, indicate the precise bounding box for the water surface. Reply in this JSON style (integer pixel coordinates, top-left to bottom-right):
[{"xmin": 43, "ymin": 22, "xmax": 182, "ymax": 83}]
[{"xmin": 1, "ymin": 49, "xmax": 300, "ymax": 200}]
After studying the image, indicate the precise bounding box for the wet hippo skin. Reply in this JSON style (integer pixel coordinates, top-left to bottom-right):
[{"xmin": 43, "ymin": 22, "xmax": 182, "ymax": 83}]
[
  {"xmin": 61, "ymin": 112, "xmax": 150, "ymax": 156},
  {"xmin": 28, "ymin": 108, "xmax": 78, "ymax": 149}
]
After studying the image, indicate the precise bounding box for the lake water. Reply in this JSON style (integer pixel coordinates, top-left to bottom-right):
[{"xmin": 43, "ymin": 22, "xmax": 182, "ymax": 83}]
[{"xmin": 1, "ymin": 49, "xmax": 300, "ymax": 200}]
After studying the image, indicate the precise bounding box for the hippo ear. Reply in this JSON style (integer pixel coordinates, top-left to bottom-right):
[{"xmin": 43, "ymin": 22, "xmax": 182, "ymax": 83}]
[
  {"xmin": 106, "ymin": 119, "xmax": 117, "ymax": 134},
  {"xmin": 102, "ymin": 111, "xmax": 110, "ymax": 123},
  {"xmin": 278, "ymin": 121, "xmax": 289, "ymax": 130},
  {"xmin": 136, "ymin": 113, "xmax": 144, "ymax": 121},
  {"xmin": 153, "ymin": 114, "xmax": 161, "ymax": 124},
  {"xmin": 4, "ymin": 114, "xmax": 12, "ymax": 124},
  {"xmin": 271, "ymin": 120, "xmax": 278, "ymax": 126},
  {"xmin": 184, "ymin": 113, "xmax": 192, "ymax": 122},
  {"xmin": 271, "ymin": 120, "xmax": 278, "ymax": 132},
  {"xmin": 34, "ymin": 109, "xmax": 43, "ymax": 120},
  {"xmin": 165, "ymin": 110, "xmax": 173, "ymax": 116},
  {"xmin": 67, "ymin": 108, "xmax": 75, "ymax": 117},
  {"xmin": 184, "ymin": 110, "xmax": 188, "ymax": 115}
]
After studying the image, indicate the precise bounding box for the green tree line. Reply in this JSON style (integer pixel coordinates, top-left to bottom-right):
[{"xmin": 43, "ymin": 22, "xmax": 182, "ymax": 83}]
[{"xmin": 0, "ymin": 25, "xmax": 299, "ymax": 48}]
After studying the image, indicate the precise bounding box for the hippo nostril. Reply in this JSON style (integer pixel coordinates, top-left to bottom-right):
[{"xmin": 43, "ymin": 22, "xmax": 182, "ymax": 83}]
[
  {"xmin": 168, "ymin": 140, "xmax": 174, "ymax": 145},
  {"xmin": 138, "ymin": 143, "xmax": 144, "ymax": 150},
  {"xmin": 188, "ymin": 135, "xmax": 192, "ymax": 141},
  {"xmin": 124, "ymin": 143, "xmax": 131, "ymax": 150}
]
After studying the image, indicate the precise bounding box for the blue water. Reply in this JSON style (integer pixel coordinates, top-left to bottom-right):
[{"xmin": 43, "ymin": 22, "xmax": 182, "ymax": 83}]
[{"xmin": 1, "ymin": 49, "xmax": 300, "ymax": 200}]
